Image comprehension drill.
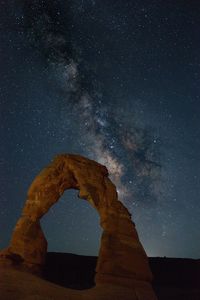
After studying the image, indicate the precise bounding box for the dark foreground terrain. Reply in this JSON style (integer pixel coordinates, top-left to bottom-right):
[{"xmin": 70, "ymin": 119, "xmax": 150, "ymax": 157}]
[{"xmin": 43, "ymin": 252, "xmax": 200, "ymax": 300}]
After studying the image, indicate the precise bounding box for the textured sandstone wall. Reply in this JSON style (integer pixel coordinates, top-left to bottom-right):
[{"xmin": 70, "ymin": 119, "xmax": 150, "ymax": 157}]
[{"xmin": 0, "ymin": 154, "xmax": 157, "ymax": 299}]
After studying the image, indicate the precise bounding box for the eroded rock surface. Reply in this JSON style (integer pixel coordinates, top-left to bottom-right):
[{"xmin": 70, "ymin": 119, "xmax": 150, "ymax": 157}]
[{"xmin": 0, "ymin": 154, "xmax": 157, "ymax": 299}]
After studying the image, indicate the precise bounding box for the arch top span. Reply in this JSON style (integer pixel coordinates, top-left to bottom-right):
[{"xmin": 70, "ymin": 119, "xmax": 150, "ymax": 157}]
[
  {"xmin": 0, "ymin": 154, "xmax": 157, "ymax": 299},
  {"xmin": 24, "ymin": 154, "xmax": 126, "ymax": 217},
  {"xmin": 24, "ymin": 154, "xmax": 111, "ymax": 219}
]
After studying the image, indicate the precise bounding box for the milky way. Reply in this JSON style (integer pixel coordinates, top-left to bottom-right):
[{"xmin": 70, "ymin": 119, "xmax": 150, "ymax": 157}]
[
  {"xmin": 1, "ymin": 0, "xmax": 200, "ymax": 258},
  {"xmin": 22, "ymin": 0, "xmax": 161, "ymax": 205}
]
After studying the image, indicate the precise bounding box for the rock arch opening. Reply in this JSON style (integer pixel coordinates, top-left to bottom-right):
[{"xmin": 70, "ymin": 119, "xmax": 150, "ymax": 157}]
[
  {"xmin": 0, "ymin": 154, "xmax": 157, "ymax": 299},
  {"xmin": 41, "ymin": 189, "xmax": 102, "ymax": 256}
]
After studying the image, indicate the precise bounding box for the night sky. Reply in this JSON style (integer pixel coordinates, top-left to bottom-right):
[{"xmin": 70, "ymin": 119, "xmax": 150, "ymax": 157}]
[{"xmin": 1, "ymin": 0, "xmax": 200, "ymax": 258}]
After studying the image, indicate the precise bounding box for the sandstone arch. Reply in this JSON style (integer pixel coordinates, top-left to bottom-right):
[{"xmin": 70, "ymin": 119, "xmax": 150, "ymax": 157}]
[{"xmin": 0, "ymin": 154, "xmax": 157, "ymax": 299}]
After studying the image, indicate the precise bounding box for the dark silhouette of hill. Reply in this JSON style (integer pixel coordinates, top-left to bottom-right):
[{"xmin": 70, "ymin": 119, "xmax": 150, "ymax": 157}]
[
  {"xmin": 149, "ymin": 257, "xmax": 200, "ymax": 288},
  {"xmin": 43, "ymin": 252, "xmax": 200, "ymax": 300},
  {"xmin": 44, "ymin": 252, "xmax": 97, "ymax": 290}
]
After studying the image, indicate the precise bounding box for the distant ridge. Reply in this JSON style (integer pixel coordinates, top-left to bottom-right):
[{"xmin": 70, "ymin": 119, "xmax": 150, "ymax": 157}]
[{"xmin": 44, "ymin": 252, "xmax": 200, "ymax": 300}]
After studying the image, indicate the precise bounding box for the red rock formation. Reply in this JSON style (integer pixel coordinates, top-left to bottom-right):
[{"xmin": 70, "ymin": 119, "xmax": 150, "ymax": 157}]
[{"xmin": 0, "ymin": 154, "xmax": 157, "ymax": 299}]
